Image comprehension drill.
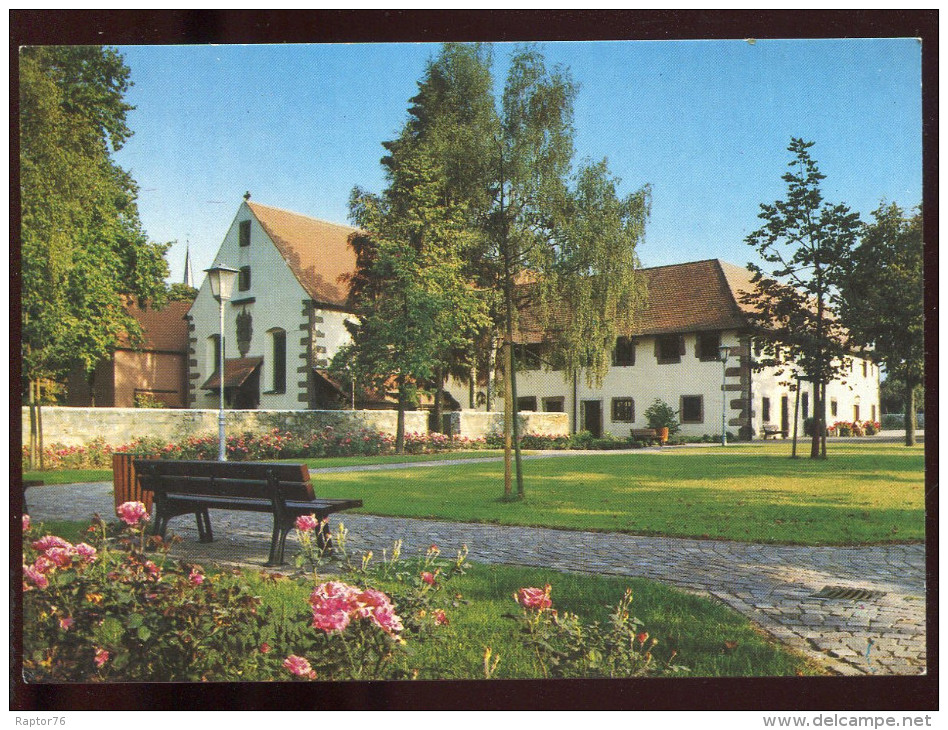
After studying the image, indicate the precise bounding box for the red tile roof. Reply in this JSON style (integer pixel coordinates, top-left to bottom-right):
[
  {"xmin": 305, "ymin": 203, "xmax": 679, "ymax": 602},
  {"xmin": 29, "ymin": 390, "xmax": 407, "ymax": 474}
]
[
  {"xmin": 247, "ymin": 202, "xmax": 359, "ymax": 308},
  {"xmin": 514, "ymin": 259, "xmax": 758, "ymax": 343},
  {"xmin": 119, "ymin": 300, "xmax": 191, "ymax": 353}
]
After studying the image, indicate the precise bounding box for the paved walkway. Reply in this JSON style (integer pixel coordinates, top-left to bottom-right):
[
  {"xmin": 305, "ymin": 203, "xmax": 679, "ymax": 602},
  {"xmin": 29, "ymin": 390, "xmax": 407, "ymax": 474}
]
[{"xmin": 25, "ymin": 477, "xmax": 926, "ymax": 677}]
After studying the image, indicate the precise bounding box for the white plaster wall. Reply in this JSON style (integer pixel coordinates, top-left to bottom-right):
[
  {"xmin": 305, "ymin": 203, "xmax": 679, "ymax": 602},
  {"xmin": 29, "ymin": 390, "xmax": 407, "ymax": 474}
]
[
  {"xmin": 747, "ymin": 354, "xmax": 880, "ymax": 439},
  {"xmin": 453, "ymin": 331, "xmax": 746, "ymax": 438}
]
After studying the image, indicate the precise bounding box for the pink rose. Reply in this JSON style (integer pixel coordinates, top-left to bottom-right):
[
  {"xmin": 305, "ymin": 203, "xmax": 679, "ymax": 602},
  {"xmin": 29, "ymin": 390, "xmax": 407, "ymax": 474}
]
[
  {"xmin": 260, "ymin": 642, "xmax": 271, "ymax": 654},
  {"xmin": 515, "ymin": 585, "xmax": 553, "ymax": 612},
  {"xmin": 188, "ymin": 569, "xmax": 204, "ymax": 586},
  {"xmin": 144, "ymin": 561, "xmax": 161, "ymax": 579},
  {"xmin": 94, "ymin": 648, "xmax": 110, "ymax": 668},
  {"xmin": 636, "ymin": 632, "xmax": 649, "ymax": 645},
  {"xmin": 369, "ymin": 604, "xmax": 404, "ymax": 635},
  {"xmin": 434, "ymin": 609, "xmax": 449, "ymax": 626},
  {"xmin": 44, "ymin": 547, "xmax": 74, "ymax": 568},
  {"xmin": 74, "ymin": 543, "xmax": 97, "ymax": 562},
  {"xmin": 421, "ymin": 572, "xmax": 436, "ymax": 586},
  {"xmin": 32, "ymin": 555, "xmax": 56, "ymax": 575},
  {"xmin": 22, "ymin": 515, "xmax": 30, "ymax": 532},
  {"xmin": 116, "ymin": 501, "xmax": 150, "ymax": 526},
  {"xmin": 32, "ymin": 535, "xmax": 73, "ymax": 552},
  {"xmin": 295, "ymin": 514, "xmax": 319, "ymax": 532},
  {"xmin": 22, "ymin": 564, "xmax": 48, "ymax": 590},
  {"xmin": 59, "ymin": 617, "xmax": 75, "ymax": 631},
  {"xmin": 283, "ymin": 655, "xmax": 317, "ymax": 679}
]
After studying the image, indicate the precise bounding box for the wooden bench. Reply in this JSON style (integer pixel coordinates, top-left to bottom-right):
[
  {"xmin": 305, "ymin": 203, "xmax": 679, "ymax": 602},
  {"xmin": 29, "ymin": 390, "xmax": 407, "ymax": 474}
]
[
  {"xmin": 761, "ymin": 425, "xmax": 787, "ymax": 439},
  {"xmin": 631, "ymin": 428, "xmax": 663, "ymax": 446},
  {"xmin": 134, "ymin": 460, "xmax": 363, "ymax": 567}
]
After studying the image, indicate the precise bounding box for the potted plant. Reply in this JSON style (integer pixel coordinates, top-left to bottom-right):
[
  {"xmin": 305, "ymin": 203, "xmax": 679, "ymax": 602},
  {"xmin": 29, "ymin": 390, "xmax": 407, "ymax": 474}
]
[{"xmin": 644, "ymin": 399, "xmax": 680, "ymax": 444}]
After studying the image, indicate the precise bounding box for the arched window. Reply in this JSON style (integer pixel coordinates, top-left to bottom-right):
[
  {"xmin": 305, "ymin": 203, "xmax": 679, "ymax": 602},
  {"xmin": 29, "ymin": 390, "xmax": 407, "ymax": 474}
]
[
  {"xmin": 206, "ymin": 335, "xmax": 221, "ymax": 374},
  {"xmin": 269, "ymin": 328, "xmax": 286, "ymax": 394}
]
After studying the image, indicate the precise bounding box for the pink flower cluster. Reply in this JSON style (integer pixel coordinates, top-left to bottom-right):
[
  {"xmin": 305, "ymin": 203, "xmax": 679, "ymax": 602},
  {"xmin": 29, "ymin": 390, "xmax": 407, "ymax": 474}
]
[
  {"xmin": 308, "ymin": 581, "xmax": 404, "ymax": 636},
  {"xmin": 116, "ymin": 501, "xmax": 150, "ymax": 527},
  {"xmin": 283, "ymin": 654, "xmax": 317, "ymax": 679},
  {"xmin": 294, "ymin": 514, "xmax": 320, "ymax": 532},
  {"xmin": 515, "ymin": 584, "xmax": 553, "ymax": 612},
  {"xmin": 24, "ymin": 535, "xmax": 97, "ymax": 591}
]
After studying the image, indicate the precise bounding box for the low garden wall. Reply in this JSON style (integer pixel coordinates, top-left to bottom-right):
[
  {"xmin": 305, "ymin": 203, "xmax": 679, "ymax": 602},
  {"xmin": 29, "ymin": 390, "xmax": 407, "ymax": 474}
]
[
  {"xmin": 445, "ymin": 410, "xmax": 568, "ymax": 439},
  {"xmin": 21, "ymin": 407, "xmax": 569, "ymax": 448},
  {"xmin": 21, "ymin": 407, "xmax": 428, "ymax": 448}
]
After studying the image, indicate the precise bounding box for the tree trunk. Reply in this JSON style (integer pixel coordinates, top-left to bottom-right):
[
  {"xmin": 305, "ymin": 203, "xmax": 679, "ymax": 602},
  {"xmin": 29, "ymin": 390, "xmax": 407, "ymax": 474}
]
[
  {"xmin": 395, "ymin": 376, "xmax": 407, "ymax": 454},
  {"xmin": 819, "ymin": 381, "xmax": 827, "ymax": 458},
  {"xmin": 905, "ymin": 385, "xmax": 916, "ymax": 447},
  {"xmin": 509, "ymin": 342, "xmax": 524, "ymax": 499},
  {"xmin": 469, "ymin": 364, "xmax": 476, "ymax": 409},
  {"xmin": 433, "ymin": 367, "xmax": 444, "ymax": 434},
  {"xmin": 28, "ymin": 378, "xmax": 38, "ymax": 471},
  {"xmin": 791, "ymin": 377, "xmax": 800, "ymax": 458},
  {"xmin": 485, "ymin": 337, "xmax": 496, "ymax": 412},
  {"xmin": 502, "ymin": 342, "xmax": 513, "ymax": 499}
]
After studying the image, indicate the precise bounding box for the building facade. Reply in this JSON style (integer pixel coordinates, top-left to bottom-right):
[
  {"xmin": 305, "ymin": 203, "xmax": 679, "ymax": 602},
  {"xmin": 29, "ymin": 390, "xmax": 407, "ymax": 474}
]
[
  {"xmin": 447, "ymin": 259, "xmax": 879, "ymax": 440},
  {"xmin": 186, "ymin": 199, "xmax": 360, "ymax": 410},
  {"xmin": 66, "ymin": 300, "xmax": 192, "ymax": 408}
]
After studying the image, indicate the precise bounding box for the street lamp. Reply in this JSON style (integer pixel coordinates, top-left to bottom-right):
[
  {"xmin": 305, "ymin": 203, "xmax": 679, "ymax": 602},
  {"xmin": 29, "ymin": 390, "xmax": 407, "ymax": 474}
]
[
  {"xmin": 205, "ymin": 264, "xmax": 239, "ymax": 461},
  {"xmin": 718, "ymin": 344, "xmax": 730, "ymax": 447}
]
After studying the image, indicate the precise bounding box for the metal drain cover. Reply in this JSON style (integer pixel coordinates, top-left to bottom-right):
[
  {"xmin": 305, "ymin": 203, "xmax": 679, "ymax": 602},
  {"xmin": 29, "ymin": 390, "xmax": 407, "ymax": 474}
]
[{"xmin": 811, "ymin": 586, "xmax": 886, "ymax": 600}]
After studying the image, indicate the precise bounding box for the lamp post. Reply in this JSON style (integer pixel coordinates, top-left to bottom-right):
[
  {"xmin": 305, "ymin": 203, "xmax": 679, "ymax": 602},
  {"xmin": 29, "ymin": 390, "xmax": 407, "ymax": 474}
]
[
  {"xmin": 205, "ymin": 264, "xmax": 239, "ymax": 461},
  {"xmin": 718, "ymin": 344, "xmax": 730, "ymax": 447}
]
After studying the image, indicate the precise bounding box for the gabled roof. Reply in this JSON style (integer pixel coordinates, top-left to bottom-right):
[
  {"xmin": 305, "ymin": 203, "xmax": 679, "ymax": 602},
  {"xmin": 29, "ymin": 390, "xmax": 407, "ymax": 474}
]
[
  {"xmin": 630, "ymin": 258, "xmax": 754, "ymax": 336},
  {"xmin": 246, "ymin": 201, "xmax": 359, "ymax": 308},
  {"xmin": 119, "ymin": 300, "xmax": 191, "ymax": 353},
  {"xmin": 514, "ymin": 259, "xmax": 758, "ymax": 343}
]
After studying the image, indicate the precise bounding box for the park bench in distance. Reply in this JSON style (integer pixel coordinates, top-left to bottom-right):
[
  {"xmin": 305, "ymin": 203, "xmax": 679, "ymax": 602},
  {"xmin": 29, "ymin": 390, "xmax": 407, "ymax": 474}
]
[
  {"xmin": 761, "ymin": 425, "xmax": 788, "ymax": 439},
  {"xmin": 134, "ymin": 460, "xmax": 362, "ymax": 567},
  {"xmin": 630, "ymin": 428, "xmax": 663, "ymax": 446}
]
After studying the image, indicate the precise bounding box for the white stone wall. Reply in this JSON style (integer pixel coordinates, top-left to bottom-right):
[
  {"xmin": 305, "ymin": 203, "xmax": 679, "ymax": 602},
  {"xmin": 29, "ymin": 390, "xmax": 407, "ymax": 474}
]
[
  {"xmin": 445, "ymin": 410, "xmax": 569, "ymax": 439},
  {"xmin": 21, "ymin": 407, "xmax": 430, "ymax": 448}
]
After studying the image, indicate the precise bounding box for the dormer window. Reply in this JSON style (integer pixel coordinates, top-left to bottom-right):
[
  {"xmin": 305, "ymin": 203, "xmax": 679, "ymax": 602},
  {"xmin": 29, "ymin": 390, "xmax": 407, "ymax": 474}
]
[{"xmin": 239, "ymin": 220, "xmax": 251, "ymax": 247}]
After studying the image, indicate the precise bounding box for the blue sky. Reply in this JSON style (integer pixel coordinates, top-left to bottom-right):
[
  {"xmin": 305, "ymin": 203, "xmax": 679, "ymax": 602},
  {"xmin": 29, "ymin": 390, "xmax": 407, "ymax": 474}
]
[{"xmin": 112, "ymin": 40, "xmax": 922, "ymax": 284}]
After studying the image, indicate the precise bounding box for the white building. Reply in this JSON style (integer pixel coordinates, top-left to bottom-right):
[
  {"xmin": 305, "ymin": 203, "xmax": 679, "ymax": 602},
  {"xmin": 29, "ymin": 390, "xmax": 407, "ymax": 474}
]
[
  {"xmin": 186, "ymin": 199, "xmax": 361, "ymax": 410},
  {"xmin": 447, "ymin": 259, "xmax": 880, "ymax": 440},
  {"xmin": 188, "ymin": 202, "xmax": 878, "ymax": 438}
]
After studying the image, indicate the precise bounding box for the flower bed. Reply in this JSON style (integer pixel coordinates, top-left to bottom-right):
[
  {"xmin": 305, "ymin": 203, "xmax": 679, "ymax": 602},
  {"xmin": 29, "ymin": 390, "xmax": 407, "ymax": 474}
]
[
  {"xmin": 827, "ymin": 420, "xmax": 881, "ymax": 437},
  {"xmin": 22, "ymin": 507, "xmax": 685, "ymax": 682}
]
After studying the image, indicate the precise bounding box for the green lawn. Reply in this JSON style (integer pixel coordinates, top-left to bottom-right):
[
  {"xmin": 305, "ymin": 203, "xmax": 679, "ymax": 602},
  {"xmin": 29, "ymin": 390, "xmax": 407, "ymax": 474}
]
[
  {"xmin": 309, "ymin": 442, "xmax": 924, "ymax": 545},
  {"xmin": 245, "ymin": 561, "xmax": 824, "ymax": 678},
  {"xmin": 23, "ymin": 441, "xmax": 924, "ymax": 545}
]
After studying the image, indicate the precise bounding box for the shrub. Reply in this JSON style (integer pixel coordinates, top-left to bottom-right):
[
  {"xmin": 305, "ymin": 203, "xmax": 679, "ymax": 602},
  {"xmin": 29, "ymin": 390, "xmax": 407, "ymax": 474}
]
[
  {"xmin": 863, "ymin": 420, "xmax": 881, "ymax": 436},
  {"xmin": 643, "ymin": 399, "xmax": 680, "ymax": 435}
]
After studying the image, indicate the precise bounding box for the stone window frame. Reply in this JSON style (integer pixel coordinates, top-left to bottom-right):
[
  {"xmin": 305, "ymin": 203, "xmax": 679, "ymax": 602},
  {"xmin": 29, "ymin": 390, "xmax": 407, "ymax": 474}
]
[
  {"xmin": 611, "ymin": 397, "xmax": 635, "ymax": 423},
  {"xmin": 680, "ymin": 394, "xmax": 704, "ymax": 424}
]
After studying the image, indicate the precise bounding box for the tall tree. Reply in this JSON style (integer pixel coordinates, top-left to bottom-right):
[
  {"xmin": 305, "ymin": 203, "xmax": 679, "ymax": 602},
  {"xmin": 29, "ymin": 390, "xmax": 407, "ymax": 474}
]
[
  {"xmin": 20, "ymin": 46, "xmax": 169, "ymax": 468},
  {"xmin": 344, "ymin": 44, "xmax": 650, "ymax": 493},
  {"xmin": 836, "ymin": 203, "xmax": 923, "ymax": 446},
  {"xmin": 482, "ymin": 48, "xmax": 649, "ymax": 499},
  {"xmin": 743, "ymin": 139, "xmax": 862, "ymax": 459},
  {"xmin": 337, "ymin": 142, "xmax": 488, "ymax": 453}
]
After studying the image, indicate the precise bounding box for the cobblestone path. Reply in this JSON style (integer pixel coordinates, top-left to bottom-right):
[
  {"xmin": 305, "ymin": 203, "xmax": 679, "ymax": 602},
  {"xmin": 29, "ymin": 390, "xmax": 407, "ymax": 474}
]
[{"xmin": 26, "ymin": 481, "xmax": 926, "ymax": 677}]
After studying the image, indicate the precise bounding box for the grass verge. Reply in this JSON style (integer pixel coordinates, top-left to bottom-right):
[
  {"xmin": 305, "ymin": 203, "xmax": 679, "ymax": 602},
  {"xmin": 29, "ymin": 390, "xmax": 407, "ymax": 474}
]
[
  {"xmin": 238, "ymin": 560, "xmax": 825, "ymax": 678},
  {"xmin": 309, "ymin": 442, "xmax": 924, "ymax": 545}
]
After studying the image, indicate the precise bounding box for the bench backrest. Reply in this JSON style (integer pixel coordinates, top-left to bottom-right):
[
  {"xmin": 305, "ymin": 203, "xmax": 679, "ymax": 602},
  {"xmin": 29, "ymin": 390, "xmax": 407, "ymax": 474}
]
[{"xmin": 134, "ymin": 460, "xmax": 315, "ymax": 502}]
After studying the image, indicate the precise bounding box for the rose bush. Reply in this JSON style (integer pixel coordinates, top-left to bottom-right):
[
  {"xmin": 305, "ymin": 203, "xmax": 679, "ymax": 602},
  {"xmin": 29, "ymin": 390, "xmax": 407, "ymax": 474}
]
[{"xmin": 510, "ymin": 585, "xmax": 687, "ymax": 678}]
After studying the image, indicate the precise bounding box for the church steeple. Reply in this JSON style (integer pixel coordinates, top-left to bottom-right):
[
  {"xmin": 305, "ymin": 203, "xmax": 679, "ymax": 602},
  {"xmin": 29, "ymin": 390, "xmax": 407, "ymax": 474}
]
[{"xmin": 183, "ymin": 240, "xmax": 194, "ymax": 288}]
